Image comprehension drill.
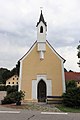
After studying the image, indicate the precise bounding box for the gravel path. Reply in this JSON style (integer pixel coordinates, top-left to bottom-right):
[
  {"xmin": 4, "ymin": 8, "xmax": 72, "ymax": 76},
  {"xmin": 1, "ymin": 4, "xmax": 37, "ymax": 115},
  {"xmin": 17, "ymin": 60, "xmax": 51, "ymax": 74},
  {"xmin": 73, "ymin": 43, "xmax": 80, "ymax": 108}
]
[{"xmin": 0, "ymin": 102, "xmax": 60, "ymax": 112}]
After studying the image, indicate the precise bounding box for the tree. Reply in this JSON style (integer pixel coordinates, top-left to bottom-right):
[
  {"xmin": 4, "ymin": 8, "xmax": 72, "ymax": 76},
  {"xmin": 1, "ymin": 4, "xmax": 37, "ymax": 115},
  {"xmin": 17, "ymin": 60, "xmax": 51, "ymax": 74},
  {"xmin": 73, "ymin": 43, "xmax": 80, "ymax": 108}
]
[
  {"xmin": 2, "ymin": 70, "xmax": 11, "ymax": 84},
  {"xmin": 0, "ymin": 68, "xmax": 9, "ymax": 84},
  {"xmin": 64, "ymin": 68, "xmax": 67, "ymax": 72},
  {"xmin": 62, "ymin": 80, "xmax": 80, "ymax": 108},
  {"xmin": 16, "ymin": 61, "xmax": 20, "ymax": 76},
  {"xmin": 6, "ymin": 85, "xmax": 18, "ymax": 95},
  {"xmin": 66, "ymin": 80, "xmax": 77, "ymax": 90},
  {"xmin": 77, "ymin": 43, "xmax": 80, "ymax": 67},
  {"xmin": 69, "ymin": 70, "xmax": 74, "ymax": 72},
  {"xmin": 0, "ymin": 65, "xmax": 19, "ymax": 84}
]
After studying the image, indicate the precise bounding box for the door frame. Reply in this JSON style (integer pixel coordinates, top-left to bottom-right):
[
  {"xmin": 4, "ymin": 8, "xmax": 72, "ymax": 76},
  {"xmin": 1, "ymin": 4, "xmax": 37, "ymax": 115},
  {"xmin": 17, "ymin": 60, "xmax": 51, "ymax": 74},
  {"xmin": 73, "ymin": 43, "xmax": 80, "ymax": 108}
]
[
  {"xmin": 37, "ymin": 79, "xmax": 47, "ymax": 102},
  {"xmin": 32, "ymin": 75, "xmax": 52, "ymax": 100}
]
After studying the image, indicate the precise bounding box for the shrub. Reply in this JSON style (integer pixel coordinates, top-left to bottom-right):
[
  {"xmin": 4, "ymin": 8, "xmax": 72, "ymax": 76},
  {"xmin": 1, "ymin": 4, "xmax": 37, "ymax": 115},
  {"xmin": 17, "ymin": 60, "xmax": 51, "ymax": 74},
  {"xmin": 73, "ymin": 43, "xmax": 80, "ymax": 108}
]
[
  {"xmin": 1, "ymin": 90, "xmax": 25, "ymax": 105},
  {"xmin": 62, "ymin": 87, "xmax": 80, "ymax": 107},
  {"xmin": 0, "ymin": 86, "xmax": 7, "ymax": 91},
  {"xmin": 6, "ymin": 85, "xmax": 18, "ymax": 95},
  {"xmin": 14, "ymin": 91, "xmax": 25, "ymax": 102},
  {"xmin": 66, "ymin": 80, "xmax": 77, "ymax": 90},
  {"xmin": 1, "ymin": 94, "xmax": 15, "ymax": 104}
]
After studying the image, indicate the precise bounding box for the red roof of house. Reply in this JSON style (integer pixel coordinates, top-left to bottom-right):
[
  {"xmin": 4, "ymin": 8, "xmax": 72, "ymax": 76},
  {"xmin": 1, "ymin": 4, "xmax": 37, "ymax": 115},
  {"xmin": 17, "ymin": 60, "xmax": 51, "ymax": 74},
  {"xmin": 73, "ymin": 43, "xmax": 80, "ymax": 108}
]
[{"xmin": 65, "ymin": 72, "xmax": 80, "ymax": 82}]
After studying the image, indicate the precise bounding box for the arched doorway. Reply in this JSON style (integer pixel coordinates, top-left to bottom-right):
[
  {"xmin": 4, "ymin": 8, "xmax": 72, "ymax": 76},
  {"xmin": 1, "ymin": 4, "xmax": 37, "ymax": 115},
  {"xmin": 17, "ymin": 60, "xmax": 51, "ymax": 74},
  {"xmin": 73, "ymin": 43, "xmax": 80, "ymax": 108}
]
[{"xmin": 37, "ymin": 79, "xmax": 47, "ymax": 102}]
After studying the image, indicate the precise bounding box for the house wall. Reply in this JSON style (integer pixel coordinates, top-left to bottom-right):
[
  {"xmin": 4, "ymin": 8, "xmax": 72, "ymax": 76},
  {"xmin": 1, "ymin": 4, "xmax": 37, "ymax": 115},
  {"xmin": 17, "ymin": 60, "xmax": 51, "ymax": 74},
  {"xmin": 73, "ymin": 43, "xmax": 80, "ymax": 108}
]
[
  {"xmin": 20, "ymin": 43, "xmax": 64, "ymax": 101},
  {"xmin": 77, "ymin": 82, "xmax": 80, "ymax": 87},
  {"xmin": 6, "ymin": 75, "xmax": 19, "ymax": 86}
]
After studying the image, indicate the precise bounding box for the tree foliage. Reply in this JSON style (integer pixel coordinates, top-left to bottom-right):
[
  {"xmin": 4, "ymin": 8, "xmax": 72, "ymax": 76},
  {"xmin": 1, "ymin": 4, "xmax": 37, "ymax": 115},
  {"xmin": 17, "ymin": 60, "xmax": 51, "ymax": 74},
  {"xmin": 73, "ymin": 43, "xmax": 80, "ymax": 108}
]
[
  {"xmin": 7, "ymin": 85, "xmax": 18, "ymax": 95},
  {"xmin": 66, "ymin": 80, "xmax": 77, "ymax": 90},
  {"xmin": 1, "ymin": 90, "xmax": 25, "ymax": 105},
  {"xmin": 0, "ymin": 63, "xmax": 20, "ymax": 84},
  {"xmin": 77, "ymin": 43, "xmax": 80, "ymax": 66},
  {"xmin": 0, "ymin": 68, "xmax": 9, "ymax": 84},
  {"xmin": 0, "ymin": 85, "xmax": 18, "ymax": 92},
  {"xmin": 64, "ymin": 68, "xmax": 67, "ymax": 72},
  {"xmin": 62, "ymin": 80, "xmax": 80, "ymax": 108},
  {"xmin": 77, "ymin": 52, "xmax": 80, "ymax": 58}
]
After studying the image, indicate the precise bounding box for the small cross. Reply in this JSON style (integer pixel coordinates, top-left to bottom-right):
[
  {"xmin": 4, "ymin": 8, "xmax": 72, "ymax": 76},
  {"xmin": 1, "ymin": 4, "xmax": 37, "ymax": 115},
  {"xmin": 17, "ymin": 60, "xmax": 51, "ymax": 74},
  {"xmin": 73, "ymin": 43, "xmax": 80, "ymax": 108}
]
[{"xmin": 40, "ymin": 7, "xmax": 43, "ymax": 11}]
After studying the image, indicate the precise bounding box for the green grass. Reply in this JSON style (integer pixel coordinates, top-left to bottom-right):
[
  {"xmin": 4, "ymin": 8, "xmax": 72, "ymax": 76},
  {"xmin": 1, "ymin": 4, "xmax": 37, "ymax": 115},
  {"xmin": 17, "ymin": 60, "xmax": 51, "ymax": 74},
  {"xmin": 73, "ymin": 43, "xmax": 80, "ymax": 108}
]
[{"xmin": 56, "ymin": 104, "xmax": 80, "ymax": 113}]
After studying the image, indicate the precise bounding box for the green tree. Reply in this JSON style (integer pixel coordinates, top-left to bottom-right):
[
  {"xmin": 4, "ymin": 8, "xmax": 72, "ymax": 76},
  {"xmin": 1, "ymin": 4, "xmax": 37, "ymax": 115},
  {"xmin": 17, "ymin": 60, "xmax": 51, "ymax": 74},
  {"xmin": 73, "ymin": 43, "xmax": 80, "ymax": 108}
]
[
  {"xmin": 63, "ymin": 87, "xmax": 80, "ymax": 107},
  {"xmin": 0, "ymin": 66, "xmax": 19, "ymax": 84},
  {"xmin": 2, "ymin": 70, "xmax": 11, "ymax": 84},
  {"xmin": 77, "ymin": 43, "xmax": 80, "ymax": 67},
  {"xmin": 16, "ymin": 61, "xmax": 20, "ymax": 76},
  {"xmin": 64, "ymin": 68, "xmax": 67, "ymax": 72},
  {"xmin": 66, "ymin": 80, "xmax": 77, "ymax": 91},
  {"xmin": 6, "ymin": 85, "xmax": 18, "ymax": 95},
  {"xmin": 0, "ymin": 68, "xmax": 9, "ymax": 84},
  {"xmin": 62, "ymin": 80, "xmax": 80, "ymax": 108}
]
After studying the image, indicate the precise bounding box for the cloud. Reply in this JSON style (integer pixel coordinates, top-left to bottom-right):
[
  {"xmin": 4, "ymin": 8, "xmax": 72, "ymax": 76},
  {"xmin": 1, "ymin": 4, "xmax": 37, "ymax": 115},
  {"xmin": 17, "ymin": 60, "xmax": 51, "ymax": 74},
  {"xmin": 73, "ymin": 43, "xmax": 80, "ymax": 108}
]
[
  {"xmin": 0, "ymin": 0, "xmax": 80, "ymax": 71},
  {"xmin": 57, "ymin": 46, "xmax": 79, "ymax": 72}
]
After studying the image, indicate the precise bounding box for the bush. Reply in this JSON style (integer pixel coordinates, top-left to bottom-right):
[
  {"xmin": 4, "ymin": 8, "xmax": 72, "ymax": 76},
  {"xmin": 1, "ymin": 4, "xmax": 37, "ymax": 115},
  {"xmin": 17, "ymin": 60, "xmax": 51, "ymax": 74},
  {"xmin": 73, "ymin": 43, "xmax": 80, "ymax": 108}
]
[
  {"xmin": 62, "ymin": 86, "xmax": 80, "ymax": 107},
  {"xmin": 14, "ymin": 91, "xmax": 25, "ymax": 102},
  {"xmin": 1, "ymin": 94, "xmax": 15, "ymax": 104},
  {"xmin": 66, "ymin": 80, "xmax": 77, "ymax": 90},
  {"xmin": 0, "ymin": 86, "xmax": 7, "ymax": 91},
  {"xmin": 0, "ymin": 85, "xmax": 18, "ymax": 93},
  {"xmin": 6, "ymin": 85, "xmax": 18, "ymax": 95},
  {"xmin": 1, "ymin": 91, "xmax": 25, "ymax": 105}
]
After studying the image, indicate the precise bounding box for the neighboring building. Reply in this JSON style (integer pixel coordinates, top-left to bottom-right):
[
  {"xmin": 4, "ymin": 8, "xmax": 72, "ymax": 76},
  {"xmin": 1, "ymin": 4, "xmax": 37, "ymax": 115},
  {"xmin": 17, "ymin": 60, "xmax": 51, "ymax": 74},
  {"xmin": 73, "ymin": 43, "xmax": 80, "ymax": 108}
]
[
  {"xmin": 18, "ymin": 10, "xmax": 66, "ymax": 102},
  {"xmin": 65, "ymin": 72, "xmax": 80, "ymax": 87},
  {"xmin": 6, "ymin": 75, "xmax": 19, "ymax": 86}
]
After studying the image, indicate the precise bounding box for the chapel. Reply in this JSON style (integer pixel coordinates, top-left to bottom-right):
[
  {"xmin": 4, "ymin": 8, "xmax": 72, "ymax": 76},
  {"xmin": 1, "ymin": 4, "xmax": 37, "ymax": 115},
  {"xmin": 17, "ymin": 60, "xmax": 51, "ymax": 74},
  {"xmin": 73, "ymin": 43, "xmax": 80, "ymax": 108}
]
[{"xmin": 18, "ymin": 10, "xmax": 66, "ymax": 102}]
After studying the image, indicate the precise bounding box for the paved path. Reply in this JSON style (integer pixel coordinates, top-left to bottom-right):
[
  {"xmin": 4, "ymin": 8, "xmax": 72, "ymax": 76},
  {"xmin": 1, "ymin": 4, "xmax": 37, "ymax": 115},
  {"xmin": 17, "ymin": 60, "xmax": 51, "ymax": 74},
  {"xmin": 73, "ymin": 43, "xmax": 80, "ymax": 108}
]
[
  {"xmin": 0, "ymin": 105, "xmax": 80, "ymax": 120},
  {"xmin": 0, "ymin": 105, "xmax": 19, "ymax": 111}
]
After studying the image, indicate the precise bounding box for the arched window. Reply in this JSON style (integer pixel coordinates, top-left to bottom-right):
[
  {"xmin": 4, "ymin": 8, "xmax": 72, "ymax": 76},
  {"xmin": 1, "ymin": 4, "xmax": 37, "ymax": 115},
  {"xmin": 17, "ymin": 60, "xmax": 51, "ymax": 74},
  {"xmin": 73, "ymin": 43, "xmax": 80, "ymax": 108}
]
[{"xmin": 40, "ymin": 26, "xmax": 43, "ymax": 33}]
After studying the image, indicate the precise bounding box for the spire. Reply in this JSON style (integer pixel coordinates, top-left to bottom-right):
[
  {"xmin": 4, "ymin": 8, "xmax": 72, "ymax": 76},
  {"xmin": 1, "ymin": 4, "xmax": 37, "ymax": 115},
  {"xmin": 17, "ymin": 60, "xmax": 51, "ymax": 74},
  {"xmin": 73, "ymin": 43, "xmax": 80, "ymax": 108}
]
[{"xmin": 36, "ymin": 10, "xmax": 47, "ymax": 27}]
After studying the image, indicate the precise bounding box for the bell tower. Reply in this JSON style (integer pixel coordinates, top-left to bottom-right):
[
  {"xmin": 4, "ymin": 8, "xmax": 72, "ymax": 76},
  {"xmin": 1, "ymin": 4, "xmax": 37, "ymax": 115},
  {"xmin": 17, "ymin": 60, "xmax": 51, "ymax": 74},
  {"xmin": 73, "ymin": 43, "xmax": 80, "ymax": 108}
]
[{"xmin": 36, "ymin": 10, "xmax": 47, "ymax": 59}]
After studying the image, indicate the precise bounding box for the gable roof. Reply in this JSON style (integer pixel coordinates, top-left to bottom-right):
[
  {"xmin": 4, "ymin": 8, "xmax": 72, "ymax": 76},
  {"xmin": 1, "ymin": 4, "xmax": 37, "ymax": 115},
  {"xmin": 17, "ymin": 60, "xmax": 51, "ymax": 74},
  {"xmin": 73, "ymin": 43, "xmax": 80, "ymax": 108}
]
[
  {"xmin": 19, "ymin": 40, "xmax": 65, "ymax": 63},
  {"xmin": 65, "ymin": 72, "xmax": 80, "ymax": 82},
  {"xmin": 46, "ymin": 40, "xmax": 66, "ymax": 63},
  {"xmin": 19, "ymin": 41, "xmax": 37, "ymax": 61}
]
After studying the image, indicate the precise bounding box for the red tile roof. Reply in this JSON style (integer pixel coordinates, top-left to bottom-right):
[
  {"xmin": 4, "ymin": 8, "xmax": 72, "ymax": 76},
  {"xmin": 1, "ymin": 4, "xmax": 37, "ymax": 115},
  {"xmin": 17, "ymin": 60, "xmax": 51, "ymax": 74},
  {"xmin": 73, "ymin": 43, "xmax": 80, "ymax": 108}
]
[{"xmin": 65, "ymin": 72, "xmax": 80, "ymax": 82}]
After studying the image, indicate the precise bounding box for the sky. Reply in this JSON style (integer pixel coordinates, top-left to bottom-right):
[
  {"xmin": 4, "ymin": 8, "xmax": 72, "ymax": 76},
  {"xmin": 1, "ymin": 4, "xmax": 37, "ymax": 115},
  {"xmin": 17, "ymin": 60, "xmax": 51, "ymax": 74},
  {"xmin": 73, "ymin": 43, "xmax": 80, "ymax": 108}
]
[{"xmin": 0, "ymin": 0, "xmax": 80, "ymax": 72}]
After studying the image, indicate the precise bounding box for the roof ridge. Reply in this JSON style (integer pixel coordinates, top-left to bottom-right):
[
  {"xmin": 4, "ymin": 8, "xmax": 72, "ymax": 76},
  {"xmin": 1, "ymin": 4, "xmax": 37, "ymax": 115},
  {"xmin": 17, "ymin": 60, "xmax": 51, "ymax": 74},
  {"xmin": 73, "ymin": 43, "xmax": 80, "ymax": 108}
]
[{"xmin": 19, "ymin": 41, "xmax": 37, "ymax": 61}]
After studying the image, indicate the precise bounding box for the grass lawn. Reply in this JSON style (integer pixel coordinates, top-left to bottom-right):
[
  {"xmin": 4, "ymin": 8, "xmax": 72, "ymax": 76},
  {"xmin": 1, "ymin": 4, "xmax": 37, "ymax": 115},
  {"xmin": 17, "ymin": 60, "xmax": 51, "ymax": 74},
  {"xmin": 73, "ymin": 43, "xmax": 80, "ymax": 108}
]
[{"xmin": 56, "ymin": 104, "xmax": 80, "ymax": 113}]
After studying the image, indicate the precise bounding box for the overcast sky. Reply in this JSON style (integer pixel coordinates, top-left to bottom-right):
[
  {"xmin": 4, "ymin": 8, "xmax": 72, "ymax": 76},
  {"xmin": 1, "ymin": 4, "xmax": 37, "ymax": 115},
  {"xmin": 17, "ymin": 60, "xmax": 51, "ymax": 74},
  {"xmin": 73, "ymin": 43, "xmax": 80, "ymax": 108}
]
[{"xmin": 0, "ymin": 0, "xmax": 80, "ymax": 72}]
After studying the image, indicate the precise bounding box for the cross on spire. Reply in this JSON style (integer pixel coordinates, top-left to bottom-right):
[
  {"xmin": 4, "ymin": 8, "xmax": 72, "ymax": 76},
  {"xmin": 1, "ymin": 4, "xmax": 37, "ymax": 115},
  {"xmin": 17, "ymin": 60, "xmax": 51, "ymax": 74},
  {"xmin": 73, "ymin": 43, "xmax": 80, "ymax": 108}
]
[{"xmin": 40, "ymin": 7, "xmax": 43, "ymax": 11}]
